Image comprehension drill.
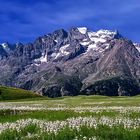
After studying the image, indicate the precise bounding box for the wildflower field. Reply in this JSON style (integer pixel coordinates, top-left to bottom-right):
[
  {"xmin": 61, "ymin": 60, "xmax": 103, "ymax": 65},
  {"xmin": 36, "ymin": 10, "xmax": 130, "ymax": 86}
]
[{"xmin": 0, "ymin": 95, "xmax": 140, "ymax": 140}]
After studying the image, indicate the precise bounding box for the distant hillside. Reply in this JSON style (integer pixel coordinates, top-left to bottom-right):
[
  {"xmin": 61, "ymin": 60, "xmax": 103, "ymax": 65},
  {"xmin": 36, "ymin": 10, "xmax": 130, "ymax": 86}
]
[{"xmin": 0, "ymin": 86, "xmax": 41, "ymax": 100}]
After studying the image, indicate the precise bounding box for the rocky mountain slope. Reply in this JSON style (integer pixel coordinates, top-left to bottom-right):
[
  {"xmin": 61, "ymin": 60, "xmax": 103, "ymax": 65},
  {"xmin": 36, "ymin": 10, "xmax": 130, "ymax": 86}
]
[{"xmin": 0, "ymin": 27, "xmax": 140, "ymax": 97}]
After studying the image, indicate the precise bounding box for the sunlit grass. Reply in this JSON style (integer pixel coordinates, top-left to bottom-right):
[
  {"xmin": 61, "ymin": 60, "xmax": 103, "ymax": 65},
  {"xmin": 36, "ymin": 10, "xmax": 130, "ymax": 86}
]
[
  {"xmin": 0, "ymin": 95, "xmax": 140, "ymax": 139},
  {"xmin": 0, "ymin": 86, "xmax": 41, "ymax": 100}
]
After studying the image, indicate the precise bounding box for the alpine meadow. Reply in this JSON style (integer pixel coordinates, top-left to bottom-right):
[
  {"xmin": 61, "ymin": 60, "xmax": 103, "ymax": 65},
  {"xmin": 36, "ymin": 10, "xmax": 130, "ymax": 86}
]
[{"xmin": 0, "ymin": 0, "xmax": 140, "ymax": 139}]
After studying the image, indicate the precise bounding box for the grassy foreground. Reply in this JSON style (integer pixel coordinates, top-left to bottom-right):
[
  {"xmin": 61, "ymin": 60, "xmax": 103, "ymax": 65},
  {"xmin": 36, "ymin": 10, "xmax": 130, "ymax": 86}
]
[{"xmin": 0, "ymin": 95, "xmax": 140, "ymax": 140}]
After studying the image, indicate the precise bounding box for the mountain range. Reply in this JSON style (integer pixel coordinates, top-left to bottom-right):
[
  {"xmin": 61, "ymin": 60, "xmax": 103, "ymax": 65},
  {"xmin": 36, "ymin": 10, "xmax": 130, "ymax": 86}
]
[{"xmin": 0, "ymin": 27, "xmax": 140, "ymax": 97}]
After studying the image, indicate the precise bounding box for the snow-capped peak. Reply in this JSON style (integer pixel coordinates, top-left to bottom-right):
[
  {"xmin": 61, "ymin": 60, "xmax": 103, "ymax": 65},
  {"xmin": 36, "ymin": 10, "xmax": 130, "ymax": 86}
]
[
  {"xmin": 96, "ymin": 29, "xmax": 117, "ymax": 37},
  {"xmin": 136, "ymin": 47, "xmax": 140, "ymax": 52},
  {"xmin": 1, "ymin": 43, "xmax": 8, "ymax": 48},
  {"xmin": 1, "ymin": 42, "xmax": 11, "ymax": 52},
  {"xmin": 133, "ymin": 43, "xmax": 140, "ymax": 52},
  {"xmin": 79, "ymin": 29, "xmax": 118, "ymax": 54},
  {"xmin": 87, "ymin": 29, "xmax": 118, "ymax": 43},
  {"xmin": 77, "ymin": 27, "xmax": 87, "ymax": 34},
  {"xmin": 92, "ymin": 29, "xmax": 117, "ymax": 40}
]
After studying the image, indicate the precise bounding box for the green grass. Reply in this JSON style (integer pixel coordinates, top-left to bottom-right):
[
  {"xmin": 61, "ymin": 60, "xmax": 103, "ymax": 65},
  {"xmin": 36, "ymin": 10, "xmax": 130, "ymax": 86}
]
[
  {"xmin": 0, "ymin": 125, "xmax": 140, "ymax": 140},
  {"xmin": 0, "ymin": 86, "xmax": 41, "ymax": 100},
  {"xmin": 0, "ymin": 110, "xmax": 122, "ymax": 123},
  {"xmin": 0, "ymin": 95, "xmax": 140, "ymax": 139}
]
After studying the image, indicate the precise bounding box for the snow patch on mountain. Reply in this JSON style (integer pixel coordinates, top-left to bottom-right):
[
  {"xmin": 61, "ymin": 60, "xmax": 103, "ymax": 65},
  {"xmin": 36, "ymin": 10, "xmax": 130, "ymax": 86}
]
[
  {"xmin": 136, "ymin": 46, "xmax": 140, "ymax": 52},
  {"xmin": 77, "ymin": 27, "xmax": 87, "ymax": 34},
  {"xmin": 54, "ymin": 40, "xmax": 58, "ymax": 43},
  {"xmin": 51, "ymin": 52, "xmax": 58, "ymax": 58},
  {"xmin": 134, "ymin": 43, "xmax": 140, "ymax": 52},
  {"xmin": 87, "ymin": 44, "xmax": 98, "ymax": 52},
  {"xmin": 88, "ymin": 32, "xmax": 106, "ymax": 43},
  {"xmin": 35, "ymin": 53, "xmax": 48, "ymax": 63},
  {"xmin": 89, "ymin": 35, "xmax": 106, "ymax": 43},
  {"xmin": 42, "ymin": 38, "xmax": 46, "ymax": 43},
  {"xmin": 79, "ymin": 29, "xmax": 116, "ymax": 54},
  {"xmin": 54, "ymin": 44, "xmax": 70, "ymax": 59},
  {"xmin": 86, "ymin": 43, "xmax": 110, "ymax": 53},
  {"xmin": 1, "ymin": 43, "xmax": 7, "ymax": 48},
  {"xmin": 88, "ymin": 29, "xmax": 117, "ymax": 43},
  {"xmin": 80, "ymin": 41, "xmax": 90, "ymax": 46},
  {"xmin": 1, "ymin": 43, "xmax": 10, "ymax": 52},
  {"xmin": 59, "ymin": 44, "xmax": 70, "ymax": 55},
  {"xmin": 96, "ymin": 30, "xmax": 117, "ymax": 38},
  {"xmin": 34, "ymin": 44, "xmax": 70, "ymax": 62}
]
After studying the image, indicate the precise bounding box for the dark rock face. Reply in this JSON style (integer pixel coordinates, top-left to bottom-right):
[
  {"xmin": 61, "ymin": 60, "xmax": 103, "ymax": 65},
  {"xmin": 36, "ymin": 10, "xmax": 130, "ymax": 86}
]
[
  {"xmin": 0, "ymin": 27, "xmax": 140, "ymax": 97},
  {"xmin": 81, "ymin": 77, "xmax": 140, "ymax": 96},
  {"xmin": 0, "ymin": 45, "xmax": 7, "ymax": 59}
]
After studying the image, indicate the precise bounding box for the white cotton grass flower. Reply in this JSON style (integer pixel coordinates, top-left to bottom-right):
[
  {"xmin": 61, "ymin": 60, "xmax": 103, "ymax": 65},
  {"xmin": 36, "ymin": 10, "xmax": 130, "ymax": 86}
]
[
  {"xmin": 1, "ymin": 102, "xmax": 140, "ymax": 114},
  {"xmin": 0, "ymin": 116, "xmax": 140, "ymax": 134}
]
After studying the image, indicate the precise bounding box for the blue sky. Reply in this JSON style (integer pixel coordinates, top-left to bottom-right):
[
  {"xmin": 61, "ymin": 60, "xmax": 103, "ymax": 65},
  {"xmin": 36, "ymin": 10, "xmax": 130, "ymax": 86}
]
[{"xmin": 0, "ymin": 0, "xmax": 140, "ymax": 43}]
